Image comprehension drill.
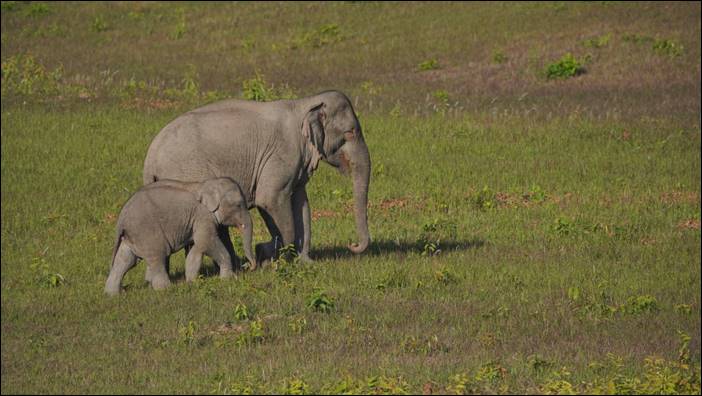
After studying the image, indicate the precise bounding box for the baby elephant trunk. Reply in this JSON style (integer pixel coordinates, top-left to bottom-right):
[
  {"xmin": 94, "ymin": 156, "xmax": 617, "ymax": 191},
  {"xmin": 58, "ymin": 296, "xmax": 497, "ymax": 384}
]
[{"xmin": 239, "ymin": 215, "xmax": 257, "ymax": 270}]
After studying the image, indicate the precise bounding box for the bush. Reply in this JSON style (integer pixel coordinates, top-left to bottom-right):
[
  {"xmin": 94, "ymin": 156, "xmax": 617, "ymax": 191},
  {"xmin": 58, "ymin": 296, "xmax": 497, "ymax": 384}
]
[{"xmin": 545, "ymin": 53, "xmax": 584, "ymax": 79}]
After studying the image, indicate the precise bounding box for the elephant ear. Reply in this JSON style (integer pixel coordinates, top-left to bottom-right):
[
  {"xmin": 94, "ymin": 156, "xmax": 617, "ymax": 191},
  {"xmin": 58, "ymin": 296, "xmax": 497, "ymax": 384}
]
[
  {"xmin": 197, "ymin": 182, "xmax": 221, "ymax": 213},
  {"xmin": 302, "ymin": 103, "xmax": 326, "ymax": 175}
]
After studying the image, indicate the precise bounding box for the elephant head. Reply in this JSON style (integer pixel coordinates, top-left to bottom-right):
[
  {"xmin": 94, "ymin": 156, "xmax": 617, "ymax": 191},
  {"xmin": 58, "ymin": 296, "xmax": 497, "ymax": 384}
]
[
  {"xmin": 198, "ymin": 178, "xmax": 257, "ymax": 268},
  {"xmin": 300, "ymin": 91, "xmax": 371, "ymax": 254}
]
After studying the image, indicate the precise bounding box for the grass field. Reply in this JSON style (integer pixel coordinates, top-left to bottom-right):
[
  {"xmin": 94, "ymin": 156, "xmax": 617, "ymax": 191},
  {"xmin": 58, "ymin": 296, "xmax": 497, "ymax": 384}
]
[{"xmin": 2, "ymin": 2, "xmax": 700, "ymax": 394}]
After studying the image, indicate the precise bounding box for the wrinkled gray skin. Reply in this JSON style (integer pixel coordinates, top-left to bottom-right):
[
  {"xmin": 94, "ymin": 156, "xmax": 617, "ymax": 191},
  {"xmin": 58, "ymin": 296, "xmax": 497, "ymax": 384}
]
[
  {"xmin": 104, "ymin": 178, "xmax": 256, "ymax": 296},
  {"xmin": 143, "ymin": 90, "xmax": 371, "ymax": 264}
]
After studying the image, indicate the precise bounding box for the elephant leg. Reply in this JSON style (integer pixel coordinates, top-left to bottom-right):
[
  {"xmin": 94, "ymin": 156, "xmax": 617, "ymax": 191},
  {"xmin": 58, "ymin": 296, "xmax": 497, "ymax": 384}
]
[
  {"xmin": 256, "ymin": 207, "xmax": 282, "ymax": 265},
  {"xmin": 292, "ymin": 187, "xmax": 313, "ymax": 262},
  {"xmin": 184, "ymin": 246, "xmax": 204, "ymax": 282},
  {"xmin": 216, "ymin": 225, "xmax": 240, "ymax": 270},
  {"xmin": 105, "ymin": 243, "xmax": 138, "ymax": 296},
  {"xmin": 145, "ymin": 255, "xmax": 170, "ymax": 283},
  {"xmin": 145, "ymin": 256, "xmax": 171, "ymax": 291},
  {"xmin": 257, "ymin": 194, "xmax": 295, "ymax": 262},
  {"xmin": 206, "ymin": 238, "xmax": 235, "ymax": 279}
]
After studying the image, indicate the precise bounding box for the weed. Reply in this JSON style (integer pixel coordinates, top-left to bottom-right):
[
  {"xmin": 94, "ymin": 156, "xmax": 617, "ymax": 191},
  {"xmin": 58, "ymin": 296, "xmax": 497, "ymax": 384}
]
[
  {"xmin": 1, "ymin": 54, "xmax": 63, "ymax": 98},
  {"xmin": 1, "ymin": 1, "xmax": 18, "ymax": 12},
  {"xmin": 434, "ymin": 267, "xmax": 458, "ymax": 285},
  {"xmin": 234, "ymin": 303, "xmax": 251, "ymax": 321},
  {"xmin": 582, "ymin": 33, "xmax": 611, "ymax": 48},
  {"xmin": 307, "ymin": 289, "xmax": 335, "ymax": 313},
  {"xmin": 545, "ymin": 53, "xmax": 584, "ymax": 79},
  {"xmin": 92, "ymin": 15, "xmax": 108, "ymax": 33},
  {"xmin": 171, "ymin": 9, "xmax": 187, "ymax": 40},
  {"xmin": 24, "ymin": 3, "xmax": 50, "ymax": 18},
  {"xmin": 418, "ymin": 59, "xmax": 440, "ymax": 71},
  {"xmin": 235, "ymin": 319, "xmax": 266, "ymax": 347},
  {"xmin": 30, "ymin": 256, "xmax": 65, "ymax": 288},
  {"xmin": 280, "ymin": 377, "xmax": 309, "ymax": 395},
  {"xmin": 653, "ymin": 38, "xmax": 684, "ymax": 57},
  {"xmin": 421, "ymin": 240, "xmax": 441, "ymax": 257},
  {"xmin": 401, "ymin": 334, "xmax": 449, "ymax": 355},
  {"xmin": 622, "ymin": 295, "xmax": 658, "ymax": 315},
  {"xmin": 472, "ymin": 186, "xmax": 497, "ymax": 210},
  {"xmin": 291, "ymin": 23, "xmax": 343, "ymax": 49},
  {"xmin": 288, "ymin": 316, "xmax": 307, "ymax": 335},
  {"xmin": 178, "ymin": 320, "xmax": 197, "ymax": 346},
  {"xmin": 674, "ymin": 304, "xmax": 692, "ymax": 315},
  {"xmin": 242, "ymin": 72, "xmax": 296, "ymax": 102},
  {"xmin": 525, "ymin": 184, "xmax": 547, "ymax": 202},
  {"xmin": 492, "ymin": 50, "xmax": 507, "ymax": 64}
]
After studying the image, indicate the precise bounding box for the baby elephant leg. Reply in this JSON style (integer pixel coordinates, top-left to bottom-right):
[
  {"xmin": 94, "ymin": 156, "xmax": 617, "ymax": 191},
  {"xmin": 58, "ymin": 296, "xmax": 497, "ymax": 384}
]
[
  {"xmin": 185, "ymin": 246, "xmax": 204, "ymax": 282},
  {"xmin": 145, "ymin": 256, "xmax": 170, "ymax": 283},
  {"xmin": 105, "ymin": 243, "xmax": 138, "ymax": 296},
  {"xmin": 145, "ymin": 256, "xmax": 171, "ymax": 290},
  {"xmin": 208, "ymin": 238, "xmax": 235, "ymax": 279}
]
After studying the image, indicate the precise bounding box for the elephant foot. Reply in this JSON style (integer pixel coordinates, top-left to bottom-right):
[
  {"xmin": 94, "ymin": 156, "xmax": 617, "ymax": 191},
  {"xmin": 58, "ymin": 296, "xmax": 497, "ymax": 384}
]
[
  {"xmin": 256, "ymin": 242, "xmax": 276, "ymax": 265},
  {"xmin": 151, "ymin": 275, "xmax": 171, "ymax": 291},
  {"xmin": 299, "ymin": 253, "xmax": 314, "ymax": 263}
]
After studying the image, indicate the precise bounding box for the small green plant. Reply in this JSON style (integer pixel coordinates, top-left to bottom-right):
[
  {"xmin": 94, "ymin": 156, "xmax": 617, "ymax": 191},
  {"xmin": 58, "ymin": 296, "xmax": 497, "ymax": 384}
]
[
  {"xmin": 653, "ymin": 38, "xmax": 684, "ymax": 57},
  {"xmin": 553, "ymin": 217, "xmax": 576, "ymax": 235},
  {"xmin": 401, "ymin": 334, "xmax": 449, "ymax": 355},
  {"xmin": 234, "ymin": 303, "xmax": 250, "ymax": 321},
  {"xmin": 421, "ymin": 240, "xmax": 441, "ymax": 257},
  {"xmin": 288, "ymin": 316, "xmax": 307, "ymax": 335},
  {"xmin": 418, "ymin": 59, "xmax": 440, "ymax": 71},
  {"xmin": 434, "ymin": 267, "xmax": 458, "ymax": 285},
  {"xmin": 432, "ymin": 89, "xmax": 449, "ymax": 104},
  {"xmin": 235, "ymin": 319, "xmax": 266, "ymax": 347},
  {"xmin": 622, "ymin": 295, "xmax": 658, "ymax": 315},
  {"xmin": 30, "ymin": 256, "xmax": 65, "ymax": 288},
  {"xmin": 525, "ymin": 184, "xmax": 547, "ymax": 202},
  {"xmin": 674, "ymin": 304, "xmax": 692, "ymax": 315},
  {"xmin": 92, "ymin": 15, "xmax": 108, "ymax": 32},
  {"xmin": 1, "ymin": 1, "xmax": 19, "ymax": 12},
  {"xmin": 171, "ymin": 8, "xmax": 187, "ymax": 40},
  {"xmin": 291, "ymin": 23, "xmax": 343, "ymax": 49},
  {"xmin": 307, "ymin": 289, "xmax": 335, "ymax": 313},
  {"xmin": 582, "ymin": 33, "xmax": 611, "ymax": 48},
  {"xmin": 492, "ymin": 50, "xmax": 507, "ymax": 64},
  {"xmin": 178, "ymin": 320, "xmax": 197, "ymax": 346},
  {"xmin": 545, "ymin": 53, "xmax": 584, "ymax": 79},
  {"xmin": 281, "ymin": 377, "xmax": 309, "ymax": 395},
  {"xmin": 242, "ymin": 72, "xmax": 296, "ymax": 102},
  {"xmin": 472, "ymin": 186, "xmax": 496, "ymax": 210},
  {"xmin": 24, "ymin": 3, "xmax": 50, "ymax": 17}
]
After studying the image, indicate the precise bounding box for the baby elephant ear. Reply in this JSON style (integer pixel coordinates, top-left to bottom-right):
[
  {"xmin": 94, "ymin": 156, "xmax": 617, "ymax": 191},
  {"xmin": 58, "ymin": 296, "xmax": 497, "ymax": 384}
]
[{"xmin": 197, "ymin": 183, "xmax": 221, "ymax": 212}]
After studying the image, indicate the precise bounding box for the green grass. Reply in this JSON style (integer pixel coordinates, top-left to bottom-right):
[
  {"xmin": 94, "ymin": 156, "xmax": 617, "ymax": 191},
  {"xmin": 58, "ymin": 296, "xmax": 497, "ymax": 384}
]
[{"xmin": 2, "ymin": 2, "xmax": 700, "ymax": 394}]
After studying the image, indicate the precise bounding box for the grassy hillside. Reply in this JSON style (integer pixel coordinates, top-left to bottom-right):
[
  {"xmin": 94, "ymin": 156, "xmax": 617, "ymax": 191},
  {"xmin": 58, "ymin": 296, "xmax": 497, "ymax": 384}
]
[{"xmin": 2, "ymin": 2, "xmax": 700, "ymax": 394}]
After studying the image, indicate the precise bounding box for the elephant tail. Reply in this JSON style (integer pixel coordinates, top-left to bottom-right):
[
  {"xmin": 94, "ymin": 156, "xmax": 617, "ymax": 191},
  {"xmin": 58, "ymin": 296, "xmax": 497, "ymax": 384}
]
[{"xmin": 110, "ymin": 228, "xmax": 126, "ymax": 271}]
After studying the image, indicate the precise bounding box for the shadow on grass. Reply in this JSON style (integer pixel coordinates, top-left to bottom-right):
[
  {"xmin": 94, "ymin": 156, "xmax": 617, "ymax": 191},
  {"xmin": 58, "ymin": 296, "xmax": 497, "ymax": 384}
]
[
  {"xmin": 166, "ymin": 238, "xmax": 486, "ymax": 280},
  {"xmin": 310, "ymin": 237, "xmax": 486, "ymax": 260}
]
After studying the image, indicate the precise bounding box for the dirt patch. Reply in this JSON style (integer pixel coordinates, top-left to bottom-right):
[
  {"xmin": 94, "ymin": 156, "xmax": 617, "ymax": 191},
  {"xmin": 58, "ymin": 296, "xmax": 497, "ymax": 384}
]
[
  {"xmin": 377, "ymin": 198, "xmax": 409, "ymax": 210},
  {"xmin": 312, "ymin": 209, "xmax": 338, "ymax": 220},
  {"xmin": 677, "ymin": 219, "xmax": 701, "ymax": 230},
  {"xmin": 661, "ymin": 191, "xmax": 700, "ymax": 205}
]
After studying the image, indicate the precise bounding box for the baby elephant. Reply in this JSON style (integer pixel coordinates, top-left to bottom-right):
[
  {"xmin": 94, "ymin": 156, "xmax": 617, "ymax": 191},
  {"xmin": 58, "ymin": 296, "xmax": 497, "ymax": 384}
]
[{"xmin": 105, "ymin": 177, "xmax": 256, "ymax": 296}]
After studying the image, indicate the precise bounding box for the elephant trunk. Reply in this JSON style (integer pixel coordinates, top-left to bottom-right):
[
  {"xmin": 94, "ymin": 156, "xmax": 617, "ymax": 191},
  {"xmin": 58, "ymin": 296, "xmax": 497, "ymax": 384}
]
[
  {"xmin": 347, "ymin": 138, "xmax": 371, "ymax": 254},
  {"xmin": 240, "ymin": 216, "xmax": 257, "ymax": 270}
]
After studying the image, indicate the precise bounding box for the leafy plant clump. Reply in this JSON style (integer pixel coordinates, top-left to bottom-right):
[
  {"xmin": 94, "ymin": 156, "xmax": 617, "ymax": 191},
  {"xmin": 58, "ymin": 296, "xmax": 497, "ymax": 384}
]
[
  {"xmin": 242, "ymin": 72, "xmax": 296, "ymax": 102},
  {"xmin": 418, "ymin": 59, "xmax": 440, "ymax": 71},
  {"xmin": 545, "ymin": 53, "xmax": 585, "ymax": 79}
]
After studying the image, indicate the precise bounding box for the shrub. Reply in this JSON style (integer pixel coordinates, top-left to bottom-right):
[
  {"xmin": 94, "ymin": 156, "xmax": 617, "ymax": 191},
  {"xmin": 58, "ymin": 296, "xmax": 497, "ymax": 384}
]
[
  {"xmin": 418, "ymin": 59, "xmax": 440, "ymax": 71},
  {"xmin": 545, "ymin": 53, "xmax": 584, "ymax": 79}
]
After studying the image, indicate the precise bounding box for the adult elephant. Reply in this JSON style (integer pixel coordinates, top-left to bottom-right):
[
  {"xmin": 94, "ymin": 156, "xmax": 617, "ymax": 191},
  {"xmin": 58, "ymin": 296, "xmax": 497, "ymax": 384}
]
[{"xmin": 142, "ymin": 90, "xmax": 370, "ymax": 265}]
